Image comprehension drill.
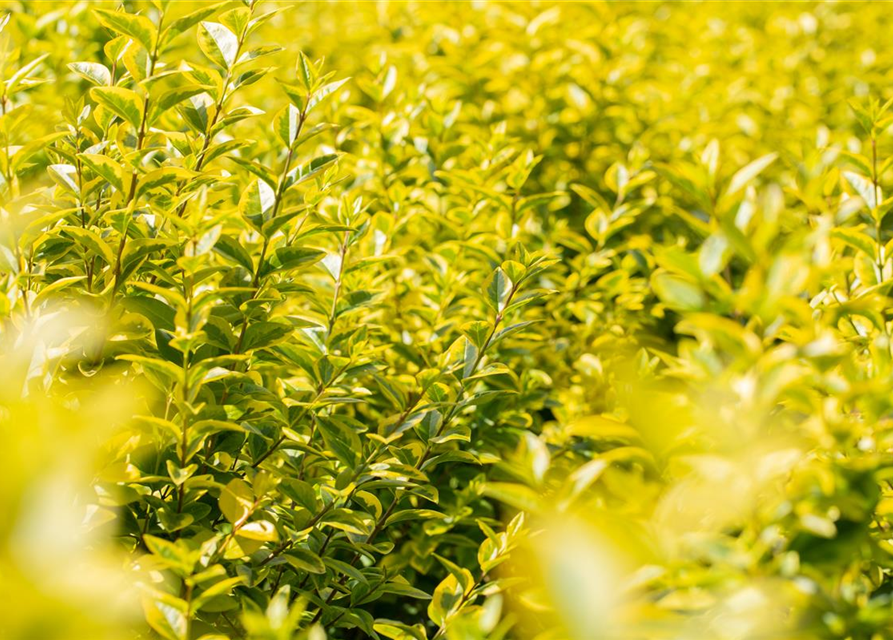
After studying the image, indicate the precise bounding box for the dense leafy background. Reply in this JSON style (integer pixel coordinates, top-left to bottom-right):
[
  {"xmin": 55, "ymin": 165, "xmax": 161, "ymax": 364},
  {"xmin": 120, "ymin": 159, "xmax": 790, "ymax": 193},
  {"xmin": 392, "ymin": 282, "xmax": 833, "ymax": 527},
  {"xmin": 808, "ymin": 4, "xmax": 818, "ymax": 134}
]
[{"xmin": 4, "ymin": 2, "xmax": 893, "ymax": 639}]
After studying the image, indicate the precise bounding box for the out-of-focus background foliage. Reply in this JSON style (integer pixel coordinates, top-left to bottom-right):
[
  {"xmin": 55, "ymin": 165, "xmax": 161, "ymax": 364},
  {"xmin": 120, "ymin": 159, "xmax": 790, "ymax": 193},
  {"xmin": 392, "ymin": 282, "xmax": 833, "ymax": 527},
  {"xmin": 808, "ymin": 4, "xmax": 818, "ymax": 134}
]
[{"xmin": 5, "ymin": 1, "xmax": 893, "ymax": 639}]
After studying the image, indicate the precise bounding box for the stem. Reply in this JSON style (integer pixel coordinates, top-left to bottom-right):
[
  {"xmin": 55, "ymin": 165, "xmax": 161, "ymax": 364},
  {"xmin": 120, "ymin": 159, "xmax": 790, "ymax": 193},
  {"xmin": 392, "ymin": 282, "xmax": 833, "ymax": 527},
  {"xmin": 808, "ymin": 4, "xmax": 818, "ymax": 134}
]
[
  {"xmin": 172, "ymin": 8, "xmax": 253, "ymax": 220},
  {"xmin": 432, "ymin": 570, "xmax": 487, "ymax": 639},
  {"xmin": 216, "ymin": 111, "xmax": 308, "ymax": 411},
  {"xmin": 111, "ymin": 10, "xmax": 164, "ymax": 297},
  {"xmin": 258, "ymin": 394, "xmax": 426, "ymax": 568},
  {"xmin": 326, "ymin": 230, "xmax": 350, "ymax": 335},
  {"xmin": 302, "ymin": 286, "xmax": 517, "ymax": 625},
  {"xmin": 251, "ymin": 360, "xmax": 350, "ymax": 469},
  {"xmin": 184, "ymin": 582, "xmax": 193, "ymax": 640},
  {"xmin": 873, "ymin": 135, "xmax": 884, "ymax": 276}
]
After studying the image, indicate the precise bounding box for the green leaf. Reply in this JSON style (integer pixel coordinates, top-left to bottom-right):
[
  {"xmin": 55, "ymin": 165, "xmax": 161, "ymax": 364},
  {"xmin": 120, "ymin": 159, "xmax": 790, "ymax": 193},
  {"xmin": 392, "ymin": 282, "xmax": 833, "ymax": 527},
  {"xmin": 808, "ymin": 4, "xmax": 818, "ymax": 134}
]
[
  {"xmin": 121, "ymin": 295, "xmax": 176, "ymax": 331},
  {"xmin": 137, "ymin": 166, "xmax": 192, "ymax": 198},
  {"xmin": 241, "ymin": 321, "xmax": 293, "ymax": 352},
  {"xmin": 284, "ymin": 547, "xmax": 326, "ymax": 574},
  {"xmin": 68, "ymin": 61, "xmax": 111, "ymax": 86},
  {"xmin": 198, "ymin": 21, "xmax": 239, "ymax": 68},
  {"xmin": 78, "ymin": 153, "xmax": 127, "ymax": 192},
  {"xmin": 240, "ymin": 179, "xmax": 277, "ymax": 229},
  {"xmin": 219, "ymin": 6, "xmax": 250, "ymax": 39},
  {"xmin": 427, "ymin": 573, "xmax": 464, "ymax": 627},
  {"xmin": 219, "ymin": 478, "xmax": 253, "ymax": 524},
  {"xmin": 296, "ymin": 51, "xmax": 315, "ymax": 90},
  {"xmin": 844, "ymin": 170, "xmax": 880, "ymax": 210},
  {"xmin": 192, "ymin": 576, "xmax": 245, "ymax": 612},
  {"xmin": 142, "ymin": 595, "xmax": 187, "ymax": 640},
  {"xmin": 90, "ymin": 86, "xmax": 144, "ymax": 129},
  {"xmin": 118, "ymin": 354, "xmax": 184, "ymax": 385},
  {"xmin": 149, "ymin": 85, "xmax": 207, "ymax": 124},
  {"xmin": 214, "ymin": 234, "xmax": 255, "ymax": 271},
  {"xmin": 831, "ymin": 227, "xmax": 877, "ymax": 258},
  {"xmin": 275, "ymin": 103, "xmax": 302, "ymax": 147},
  {"xmin": 385, "ymin": 509, "xmax": 445, "ymax": 527},
  {"xmin": 47, "ymin": 164, "xmax": 79, "ymax": 193},
  {"xmin": 382, "ymin": 580, "xmax": 432, "ymax": 601},
  {"xmin": 277, "ymin": 79, "xmax": 307, "ymax": 111},
  {"xmin": 236, "ymin": 520, "xmax": 278, "ymax": 541},
  {"xmin": 305, "ymin": 77, "xmax": 349, "ymax": 113},
  {"xmin": 285, "ymin": 153, "xmax": 339, "ymax": 189},
  {"xmin": 63, "ymin": 225, "xmax": 116, "ymax": 265},
  {"xmin": 651, "ymin": 271, "xmax": 705, "ymax": 312},
  {"xmin": 482, "ymin": 482, "xmax": 543, "ymax": 513},
  {"xmin": 485, "ymin": 267, "xmax": 512, "ymax": 313},
  {"xmin": 316, "ymin": 416, "xmax": 361, "ymax": 468},
  {"xmin": 143, "ymin": 535, "xmax": 196, "ymax": 577},
  {"xmin": 31, "ymin": 276, "xmax": 86, "ymax": 309},
  {"xmin": 374, "ymin": 621, "xmax": 428, "ymax": 640},
  {"xmin": 163, "ymin": 4, "xmax": 222, "ymax": 42},
  {"xmin": 726, "ymin": 152, "xmax": 777, "ymax": 197},
  {"xmin": 264, "ymin": 246, "xmax": 325, "ymax": 275},
  {"xmin": 461, "ymin": 320, "xmax": 491, "ymax": 349},
  {"xmin": 94, "ymin": 8, "xmax": 157, "ymax": 53}
]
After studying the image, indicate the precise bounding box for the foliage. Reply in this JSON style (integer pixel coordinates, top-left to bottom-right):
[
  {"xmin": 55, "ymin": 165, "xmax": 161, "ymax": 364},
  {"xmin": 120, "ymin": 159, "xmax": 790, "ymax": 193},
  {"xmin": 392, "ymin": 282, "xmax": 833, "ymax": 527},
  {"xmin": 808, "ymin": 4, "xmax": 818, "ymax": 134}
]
[{"xmin": 4, "ymin": 2, "xmax": 893, "ymax": 640}]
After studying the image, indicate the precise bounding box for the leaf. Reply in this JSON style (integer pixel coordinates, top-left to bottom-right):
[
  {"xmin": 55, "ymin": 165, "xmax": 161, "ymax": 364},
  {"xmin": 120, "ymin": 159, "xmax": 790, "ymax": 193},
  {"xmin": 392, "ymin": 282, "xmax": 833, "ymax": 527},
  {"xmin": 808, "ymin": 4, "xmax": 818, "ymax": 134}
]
[
  {"xmin": 285, "ymin": 153, "xmax": 339, "ymax": 189},
  {"xmin": 144, "ymin": 535, "xmax": 196, "ymax": 577},
  {"xmin": 63, "ymin": 225, "xmax": 116, "ymax": 265},
  {"xmin": 275, "ymin": 104, "xmax": 302, "ymax": 146},
  {"xmin": 121, "ymin": 295, "xmax": 176, "ymax": 331},
  {"xmin": 150, "ymin": 85, "xmax": 207, "ymax": 124},
  {"xmin": 90, "ymin": 86, "xmax": 144, "ymax": 129},
  {"xmin": 698, "ymin": 234, "xmax": 729, "ymax": 277},
  {"xmin": 220, "ymin": 6, "xmax": 250, "ymax": 38},
  {"xmin": 118, "ymin": 354, "xmax": 183, "ymax": 385},
  {"xmin": 31, "ymin": 276, "xmax": 86, "ymax": 309},
  {"xmin": 240, "ymin": 179, "xmax": 277, "ymax": 229},
  {"xmin": 565, "ymin": 415, "xmax": 640, "ymax": 441},
  {"xmin": 78, "ymin": 153, "xmax": 126, "ymax": 192},
  {"xmin": 229, "ymin": 156, "xmax": 277, "ymax": 188},
  {"xmin": 163, "ymin": 4, "xmax": 222, "ymax": 41},
  {"xmin": 316, "ymin": 416, "xmax": 361, "ymax": 468},
  {"xmin": 726, "ymin": 152, "xmax": 777, "ymax": 197},
  {"xmin": 94, "ymin": 8, "xmax": 157, "ymax": 53},
  {"xmin": 831, "ymin": 227, "xmax": 877, "ymax": 258},
  {"xmin": 198, "ymin": 21, "xmax": 239, "ymax": 68},
  {"xmin": 68, "ymin": 61, "xmax": 111, "ymax": 86},
  {"xmin": 237, "ymin": 520, "xmax": 278, "ymax": 542},
  {"xmin": 284, "ymin": 547, "xmax": 326, "ymax": 574},
  {"xmin": 385, "ymin": 509, "xmax": 445, "ymax": 527},
  {"xmin": 844, "ymin": 170, "xmax": 880, "ymax": 210},
  {"xmin": 241, "ymin": 321, "xmax": 293, "ymax": 352},
  {"xmin": 47, "ymin": 164, "xmax": 79, "ymax": 193},
  {"xmin": 219, "ymin": 478, "xmax": 253, "ymax": 524},
  {"xmin": 137, "ymin": 167, "xmax": 192, "ymax": 198},
  {"xmin": 461, "ymin": 320, "xmax": 491, "ymax": 349},
  {"xmin": 482, "ymin": 482, "xmax": 543, "ymax": 513},
  {"xmin": 264, "ymin": 246, "xmax": 325, "ymax": 275},
  {"xmin": 214, "ymin": 234, "xmax": 254, "ymax": 271},
  {"xmin": 11, "ymin": 132, "xmax": 66, "ymax": 172},
  {"xmin": 306, "ymin": 77, "xmax": 350, "ymax": 113},
  {"xmin": 288, "ymin": 52, "xmax": 313, "ymax": 88},
  {"xmin": 324, "ymin": 557, "xmax": 368, "ymax": 584},
  {"xmin": 651, "ymin": 271, "xmax": 705, "ymax": 312},
  {"xmin": 485, "ymin": 267, "xmax": 512, "ymax": 313},
  {"xmin": 193, "ymin": 576, "xmax": 245, "ymax": 612},
  {"xmin": 142, "ymin": 596, "xmax": 187, "ymax": 640},
  {"xmin": 382, "ymin": 580, "xmax": 432, "ymax": 601},
  {"xmin": 427, "ymin": 573, "xmax": 464, "ymax": 627},
  {"xmin": 374, "ymin": 620, "xmax": 428, "ymax": 640}
]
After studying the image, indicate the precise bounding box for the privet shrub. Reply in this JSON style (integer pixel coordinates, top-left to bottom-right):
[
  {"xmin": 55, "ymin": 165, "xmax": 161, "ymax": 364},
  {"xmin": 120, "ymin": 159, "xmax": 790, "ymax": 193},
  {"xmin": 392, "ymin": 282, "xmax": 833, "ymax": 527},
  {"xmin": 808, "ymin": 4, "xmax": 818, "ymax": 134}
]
[{"xmin": 5, "ymin": 2, "xmax": 893, "ymax": 640}]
